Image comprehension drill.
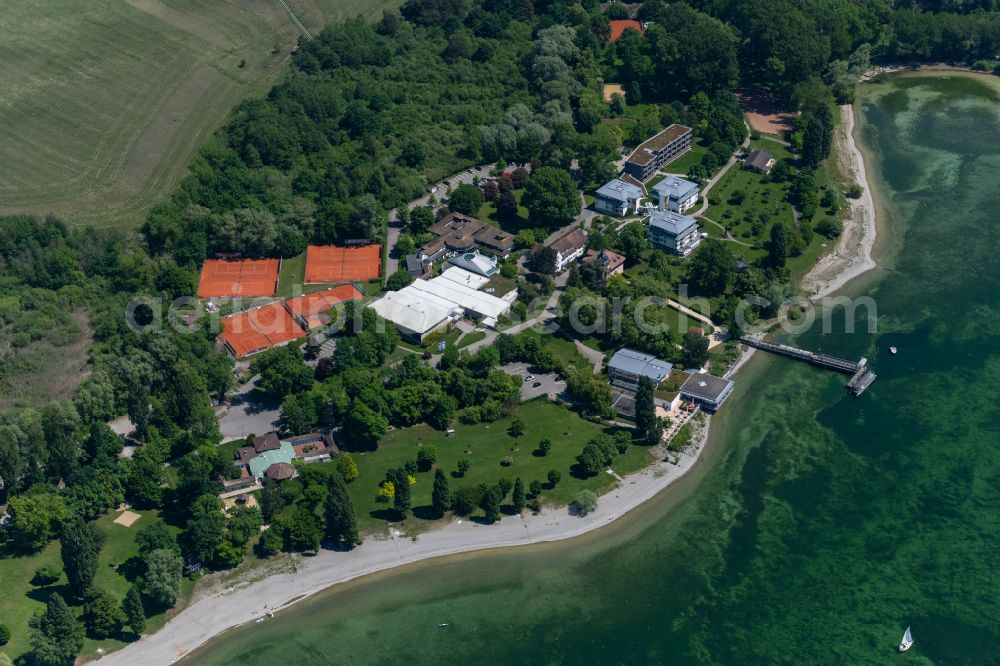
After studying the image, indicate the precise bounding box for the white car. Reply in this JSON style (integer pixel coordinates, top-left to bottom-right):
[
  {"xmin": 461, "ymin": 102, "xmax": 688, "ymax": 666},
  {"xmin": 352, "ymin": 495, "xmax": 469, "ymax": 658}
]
[{"xmin": 524, "ymin": 375, "xmax": 534, "ymax": 382}]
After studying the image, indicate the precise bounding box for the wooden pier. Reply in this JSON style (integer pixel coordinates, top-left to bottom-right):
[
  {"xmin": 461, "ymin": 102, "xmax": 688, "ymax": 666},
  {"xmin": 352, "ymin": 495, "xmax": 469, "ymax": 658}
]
[{"xmin": 739, "ymin": 336, "xmax": 877, "ymax": 395}]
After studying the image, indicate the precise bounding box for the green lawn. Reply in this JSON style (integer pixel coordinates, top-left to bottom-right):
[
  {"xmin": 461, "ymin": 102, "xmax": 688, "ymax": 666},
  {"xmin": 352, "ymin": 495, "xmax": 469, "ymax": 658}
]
[
  {"xmin": 701, "ymin": 139, "xmax": 797, "ymax": 246},
  {"xmin": 334, "ymin": 400, "xmax": 650, "ymax": 533},
  {"xmin": 476, "ymin": 189, "xmax": 536, "ymax": 234},
  {"xmin": 659, "ymin": 140, "xmax": 710, "ymax": 176},
  {"xmin": 276, "ymin": 252, "xmax": 349, "ymax": 298},
  {"xmin": 0, "ymin": 509, "xmax": 192, "ymax": 661},
  {"xmin": 456, "ymin": 331, "xmax": 487, "ymax": 349},
  {"xmin": 277, "ymin": 253, "xmax": 306, "ymax": 297},
  {"xmin": 516, "ymin": 328, "xmax": 596, "ymax": 374},
  {"xmin": 397, "ymin": 328, "xmax": 463, "ymax": 353}
]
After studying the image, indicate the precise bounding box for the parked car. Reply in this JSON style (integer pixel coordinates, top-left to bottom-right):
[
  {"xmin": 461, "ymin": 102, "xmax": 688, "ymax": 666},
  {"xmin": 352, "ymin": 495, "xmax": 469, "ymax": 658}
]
[
  {"xmin": 532, "ymin": 382, "xmax": 542, "ymax": 388},
  {"xmin": 427, "ymin": 186, "xmax": 437, "ymax": 194},
  {"xmin": 524, "ymin": 375, "xmax": 534, "ymax": 382}
]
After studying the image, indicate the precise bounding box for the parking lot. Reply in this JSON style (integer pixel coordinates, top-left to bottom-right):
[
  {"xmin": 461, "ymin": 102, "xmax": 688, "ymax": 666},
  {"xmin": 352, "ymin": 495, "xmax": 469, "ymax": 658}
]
[{"xmin": 501, "ymin": 362, "xmax": 566, "ymax": 401}]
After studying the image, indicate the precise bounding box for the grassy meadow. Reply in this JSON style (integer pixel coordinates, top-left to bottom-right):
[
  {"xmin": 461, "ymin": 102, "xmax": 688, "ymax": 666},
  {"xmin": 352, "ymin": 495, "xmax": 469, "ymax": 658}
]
[
  {"xmin": 0, "ymin": 509, "xmax": 194, "ymax": 661},
  {"xmin": 0, "ymin": 0, "xmax": 397, "ymax": 229},
  {"xmin": 290, "ymin": 400, "xmax": 652, "ymax": 534}
]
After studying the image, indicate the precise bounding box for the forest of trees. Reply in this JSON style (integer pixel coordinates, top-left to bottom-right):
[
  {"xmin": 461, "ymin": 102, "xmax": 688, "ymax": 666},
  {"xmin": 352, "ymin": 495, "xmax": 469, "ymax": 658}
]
[{"xmin": 3, "ymin": 0, "xmax": 999, "ymax": 661}]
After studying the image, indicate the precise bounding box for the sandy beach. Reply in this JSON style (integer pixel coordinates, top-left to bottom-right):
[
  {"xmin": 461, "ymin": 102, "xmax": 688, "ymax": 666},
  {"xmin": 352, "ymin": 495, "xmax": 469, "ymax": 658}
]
[
  {"xmin": 101, "ymin": 413, "xmax": 719, "ymax": 665},
  {"xmin": 800, "ymin": 105, "xmax": 879, "ymax": 300}
]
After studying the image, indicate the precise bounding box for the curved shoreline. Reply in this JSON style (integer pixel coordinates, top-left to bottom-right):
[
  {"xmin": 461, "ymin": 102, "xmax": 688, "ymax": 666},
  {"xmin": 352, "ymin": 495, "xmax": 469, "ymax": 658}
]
[
  {"xmin": 101, "ymin": 411, "xmax": 724, "ymax": 665},
  {"xmin": 99, "ymin": 106, "xmax": 878, "ymax": 666}
]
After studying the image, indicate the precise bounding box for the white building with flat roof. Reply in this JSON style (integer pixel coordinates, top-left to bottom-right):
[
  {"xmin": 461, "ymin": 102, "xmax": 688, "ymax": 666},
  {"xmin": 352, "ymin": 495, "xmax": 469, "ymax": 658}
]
[
  {"xmin": 367, "ymin": 289, "xmax": 461, "ymax": 343},
  {"xmin": 367, "ymin": 268, "xmax": 513, "ymax": 341}
]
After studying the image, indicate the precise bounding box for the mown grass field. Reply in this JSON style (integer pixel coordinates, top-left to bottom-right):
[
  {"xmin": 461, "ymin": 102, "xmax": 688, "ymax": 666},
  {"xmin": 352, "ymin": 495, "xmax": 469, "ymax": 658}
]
[
  {"xmin": 0, "ymin": 0, "xmax": 398, "ymax": 229},
  {"xmin": 702, "ymin": 138, "xmax": 798, "ymax": 242},
  {"xmin": 0, "ymin": 509, "xmax": 194, "ymax": 661},
  {"xmin": 297, "ymin": 400, "xmax": 651, "ymax": 533}
]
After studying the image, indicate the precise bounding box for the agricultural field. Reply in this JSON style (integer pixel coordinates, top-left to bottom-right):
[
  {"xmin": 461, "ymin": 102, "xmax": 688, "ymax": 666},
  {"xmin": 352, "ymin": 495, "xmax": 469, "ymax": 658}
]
[{"xmin": 0, "ymin": 0, "xmax": 397, "ymax": 229}]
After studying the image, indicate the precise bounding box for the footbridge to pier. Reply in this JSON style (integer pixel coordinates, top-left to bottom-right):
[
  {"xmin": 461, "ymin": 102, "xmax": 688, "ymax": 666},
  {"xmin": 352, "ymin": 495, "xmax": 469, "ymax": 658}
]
[{"xmin": 738, "ymin": 336, "xmax": 877, "ymax": 395}]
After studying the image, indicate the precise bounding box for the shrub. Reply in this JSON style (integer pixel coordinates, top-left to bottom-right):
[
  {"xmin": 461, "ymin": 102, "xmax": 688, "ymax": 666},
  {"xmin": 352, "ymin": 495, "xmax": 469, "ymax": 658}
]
[
  {"xmin": 32, "ymin": 564, "xmax": 63, "ymax": 586},
  {"xmin": 452, "ymin": 486, "xmax": 484, "ymax": 516},
  {"xmin": 529, "ymin": 480, "xmax": 543, "ymax": 496},
  {"xmin": 416, "ymin": 445, "xmax": 438, "ymax": 471},
  {"xmin": 0, "ymin": 623, "xmax": 10, "ymax": 645},
  {"xmin": 572, "ymin": 490, "xmax": 598, "ymax": 516},
  {"xmin": 336, "ymin": 453, "xmax": 359, "ymax": 482},
  {"xmin": 547, "ymin": 470, "xmax": 561, "ymax": 486},
  {"xmin": 500, "ymin": 456, "xmax": 514, "ymax": 466},
  {"xmin": 846, "ymin": 183, "xmax": 863, "ymax": 199},
  {"xmin": 457, "ymin": 459, "xmax": 471, "ymax": 477},
  {"xmin": 536, "ymin": 438, "xmax": 552, "ymax": 456},
  {"xmin": 815, "ymin": 218, "xmax": 841, "ymax": 239}
]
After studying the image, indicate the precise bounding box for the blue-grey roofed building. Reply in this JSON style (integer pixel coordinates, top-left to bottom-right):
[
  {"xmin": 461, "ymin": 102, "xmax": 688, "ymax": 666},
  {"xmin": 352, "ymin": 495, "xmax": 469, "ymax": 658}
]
[
  {"xmin": 594, "ymin": 178, "xmax": 645, "ymax": 216},
  {"xmin": 608, "ymin": 348, "xmax": 673, "ymax": 391},
  {"xmin": 679, "ymin": 372, "xmax": 735, "ymax": 412},
  {"xmin": 648, "ymin": 210, "xmax": 702, "ymax": 257},
  {"xmin": 652, "ymin": 176, "xmax": 699, "ymax": 213}
]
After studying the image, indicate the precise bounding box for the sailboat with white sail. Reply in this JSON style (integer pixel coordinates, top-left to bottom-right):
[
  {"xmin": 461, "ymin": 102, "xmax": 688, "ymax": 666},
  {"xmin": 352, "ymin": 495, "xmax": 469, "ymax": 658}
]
[{"xmin": 899, "ymin": 626, "xmax": 914, "ymax": 652}]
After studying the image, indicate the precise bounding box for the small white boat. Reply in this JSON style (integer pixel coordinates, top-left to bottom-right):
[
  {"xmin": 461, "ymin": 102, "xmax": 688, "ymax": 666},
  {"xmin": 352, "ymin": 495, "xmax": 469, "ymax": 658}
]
[
  {"xmin": 889, "ymin": 346, "xmax": 898, "ymax": 355},
  {"xmin": 438, "ymin": 623, "xmax": 449, "ymax": 628},
  {"xmin": 899, "ymin": 626, "xmax": 913, "ymax": 652}
]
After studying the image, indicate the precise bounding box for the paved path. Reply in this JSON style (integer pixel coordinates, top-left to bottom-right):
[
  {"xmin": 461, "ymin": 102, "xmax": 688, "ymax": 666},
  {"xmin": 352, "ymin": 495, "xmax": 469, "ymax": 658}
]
[
  {"xmin": 691, "ymin": 135, "xmax": 750, "ymax": 219},
  {"xmin": 218, "ymin": 375, "xmax": 280, "ymax": 442},
  {"xmin": 698, "ymin": 215, "xmax": 753, "ymax": 246},
  {"xmin": 503, "ymin": 271, "xmax": 569, "ymax": 336},
  {"xmin": 663, "ymin": 298, "xmax": 729, "ymax": 349},
  {"xmin": 385, "ymin": 223, "xmax": 401, "ymax": 277},
  {"xmin": 384, "ymin": 164, "xmax": 497, "ymax": 267},
  {"xmin": 574, "ymin": 340, "xmax": 605, "ymax": 373}
]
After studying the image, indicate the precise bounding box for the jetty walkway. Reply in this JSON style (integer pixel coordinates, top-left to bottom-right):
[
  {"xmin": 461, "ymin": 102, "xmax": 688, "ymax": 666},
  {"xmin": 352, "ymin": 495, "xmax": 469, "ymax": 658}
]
[{"xmin": 739, "ymin": 336, "xmax": 877, "ymax": 395}]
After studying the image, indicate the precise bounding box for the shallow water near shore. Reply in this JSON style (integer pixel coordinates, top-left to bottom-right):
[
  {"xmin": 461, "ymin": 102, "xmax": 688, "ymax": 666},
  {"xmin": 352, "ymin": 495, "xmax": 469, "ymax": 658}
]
[{"xmin": 192, "ymin": 73, "xmax": 1000, "ymax": 665}]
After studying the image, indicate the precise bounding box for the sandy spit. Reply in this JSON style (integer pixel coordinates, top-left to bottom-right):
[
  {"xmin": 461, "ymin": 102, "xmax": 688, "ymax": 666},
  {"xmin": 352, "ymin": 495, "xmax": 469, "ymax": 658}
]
[{"xmin": 800, "ymin": 105, "xmax": 879, "ymax": 300}]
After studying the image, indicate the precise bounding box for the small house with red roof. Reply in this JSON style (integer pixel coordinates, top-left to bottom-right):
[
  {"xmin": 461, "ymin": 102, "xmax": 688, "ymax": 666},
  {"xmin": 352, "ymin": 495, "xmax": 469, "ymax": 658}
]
[{"xmin": 609, "ymin": 19, "xmax": 643, "ymax": 42}]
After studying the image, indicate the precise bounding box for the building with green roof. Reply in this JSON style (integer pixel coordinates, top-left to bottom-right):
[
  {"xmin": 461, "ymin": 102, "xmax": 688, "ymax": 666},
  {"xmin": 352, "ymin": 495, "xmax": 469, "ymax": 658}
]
[{"xmin": 248, "ymin": 442, "xmax": 295, "ymax": 480}]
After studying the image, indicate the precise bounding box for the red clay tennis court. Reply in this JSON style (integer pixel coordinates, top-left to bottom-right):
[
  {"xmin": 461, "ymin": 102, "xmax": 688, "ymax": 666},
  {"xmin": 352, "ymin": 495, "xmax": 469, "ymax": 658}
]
[
  {"xmin": 304, "ymin": 245, "xmax": 382, "ymax": 284},
  {"xmin": 198, "ymin": 258, "xmax": 280, "ymax": 298},
  {"xmin": 284, "ymin": 285, "xmax": 363, "ymax": 330},
  {"xmin": 220, "ymin": 302, "xmax": 305, "ymax": 358}
]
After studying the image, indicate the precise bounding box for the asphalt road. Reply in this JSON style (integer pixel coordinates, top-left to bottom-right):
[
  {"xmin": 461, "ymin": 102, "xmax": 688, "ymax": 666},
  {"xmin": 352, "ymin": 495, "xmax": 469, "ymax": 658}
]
[
  {"xmin": 218, "ymin": 375, "xmax": 281, "ymax": 442},
  {"xmin": 501, "ymin": 362, "xmax": 566, "ymax": 401}
]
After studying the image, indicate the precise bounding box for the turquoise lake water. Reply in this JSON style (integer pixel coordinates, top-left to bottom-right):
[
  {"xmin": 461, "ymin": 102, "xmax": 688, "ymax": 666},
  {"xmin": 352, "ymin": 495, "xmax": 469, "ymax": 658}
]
[{"xmin": 192, "ymin": 73, "xmax": 1000, "ymax": 665}]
